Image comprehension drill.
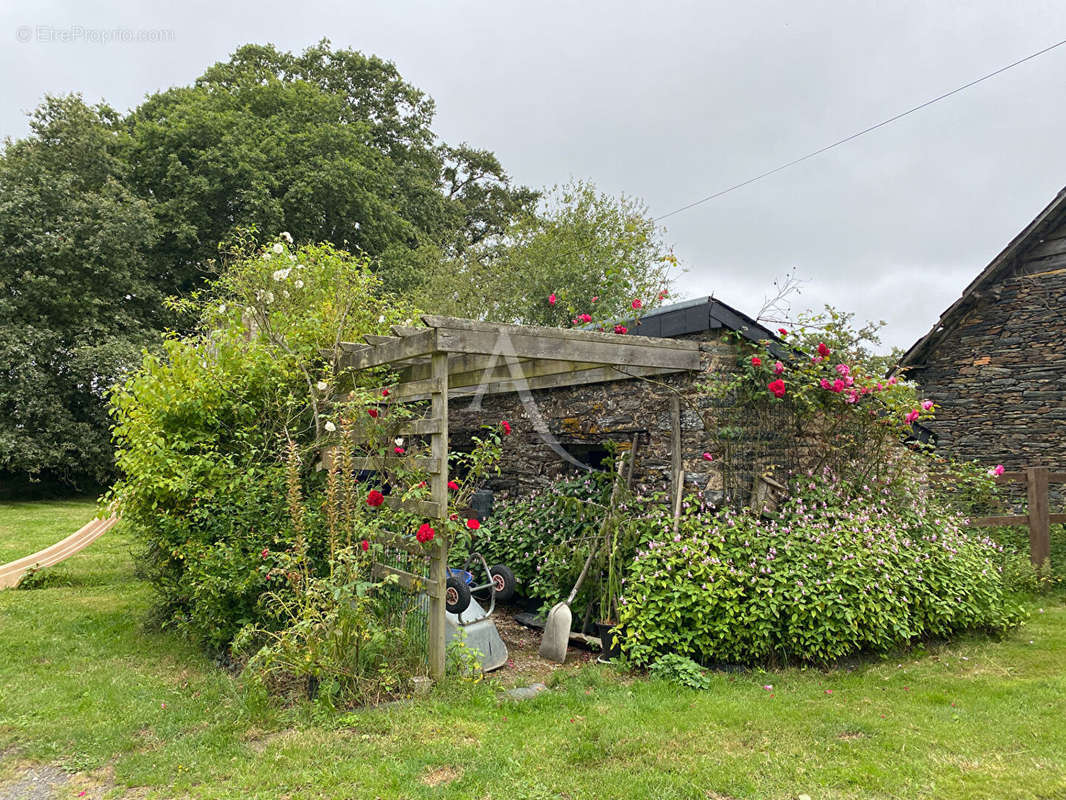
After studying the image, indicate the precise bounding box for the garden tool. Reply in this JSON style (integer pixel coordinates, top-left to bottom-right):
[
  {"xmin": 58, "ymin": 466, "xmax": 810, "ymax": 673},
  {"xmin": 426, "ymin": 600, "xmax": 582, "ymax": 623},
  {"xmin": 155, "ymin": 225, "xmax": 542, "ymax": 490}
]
[{"xmin": 539, "ymin": 452, "xmax": 628, "ymax": 663}]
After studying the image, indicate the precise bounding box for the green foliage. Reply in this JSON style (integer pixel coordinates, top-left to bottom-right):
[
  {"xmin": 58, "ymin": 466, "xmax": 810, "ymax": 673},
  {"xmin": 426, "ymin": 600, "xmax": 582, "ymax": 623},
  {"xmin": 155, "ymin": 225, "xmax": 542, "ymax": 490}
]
[
  {"xmin": 464, "ymin": 472, "xmax": 614, "ymax": 612},
  {"xmin": 0, "ymin": 95, "xmax": 160, "ymax": 488},
  {"xmin": 416, "ymin": 179, "xmax": 675, "ymax": 327},
  {"xmin": 619, "ymin": 470, "xmax": 1024, "ymax": 667},
  {"xmin": 647, "ymin": 653, "xmax": 712, "ymax": 690},
  {"xmin": 125, "ymin": 40, "xmax": 537, "ymax": 299},
  {"xmin": 108, "ymin": 240, "xmax": 414, "ymax": 650}
]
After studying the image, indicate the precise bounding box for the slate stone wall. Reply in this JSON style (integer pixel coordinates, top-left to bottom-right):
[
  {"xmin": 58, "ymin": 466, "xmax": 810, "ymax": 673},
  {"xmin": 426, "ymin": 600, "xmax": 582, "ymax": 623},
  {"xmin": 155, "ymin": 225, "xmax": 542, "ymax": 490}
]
[
  {"xmin": 907, "ymin": 222, "xmax": 1066, "ymax": 477},
  {"xmin": 448, "ymin": 329, "xmax": 802, "ymax": 503}
]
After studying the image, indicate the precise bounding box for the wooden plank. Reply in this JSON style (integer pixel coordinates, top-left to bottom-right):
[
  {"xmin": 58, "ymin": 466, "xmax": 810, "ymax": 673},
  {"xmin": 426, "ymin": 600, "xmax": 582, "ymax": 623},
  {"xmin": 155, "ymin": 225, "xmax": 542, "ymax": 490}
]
[
  {"xmin": 971, "ymin": 515, "xmax": 1028, "ymax": 527},
  {"xmin": 342, "ymin": 329, "xmax": 438, "ymax": 371},
  {"xmin": 400, "ymin": 353, "xmax": 535, "ymax": 384},
  {"xmin": 364, "ymin": 334, "xmax": 399, "ymax": 345},
  {"xmin": 993, "ymin": 471, "xmax": 1028, "ymax": 484},
  {"xmin": 1028, "ymin": 466, "xmax": 1051, "ymax": 567},
  {"xmin": 422, "ymin": 314, "xmax": 701, "ymax": 352},
  {"xmin": 342, "ymin": 417, "xmax": 443, "ymax": 443},
  {"xmin": 384, "ymin": 495, "xmax": 444, "ymax": 518},
  {"xmin": 391, "ymin": 325, "xmax": 424, "ymax": 337},
  {"xmin": 671, "ymin": 394, "xmax": 682, "ymax": 534},
  {"xmin": 319, "ymin": 449, "xmax": 438, "ymax": 473},
  {"xmin": 1049, "ymin": 513, "xmax": 1066, "ymax": 525},
  {"xmin": 372, "ymin": 531, "xmax": 430, "ymax": 556},
  {"xmin": 393, "ymin": 364, "xmax": 688, "ymax": 402},
  {"xmin": 435, "ymin": 327, "xmax": 701, "ymax": 370},
  {"xmin": 428, "ymin": 352, "xmax": 449, "ymax": 681},
  {"xmin": 371, "ymin": 562, "xmax": 439, "ymax": 595},
  {"xmin": 376, "ymin": 376, "xmax": 442, "ymax": 401},
  {"xmin": 1049, "ymin": 472, "xmax": 1066, "ymax": 484}
]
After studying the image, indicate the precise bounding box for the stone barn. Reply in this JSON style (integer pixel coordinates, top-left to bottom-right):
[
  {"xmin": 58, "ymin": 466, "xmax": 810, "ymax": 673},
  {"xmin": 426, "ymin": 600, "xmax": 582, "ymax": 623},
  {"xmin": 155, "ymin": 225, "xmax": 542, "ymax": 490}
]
[
  {"xmin": 897, "ymin": 186, "xmax": 1066, "ymax": 472},
  {"xmin": 448, "ymin": 296, "xmax": 795, "ymax": 505}
]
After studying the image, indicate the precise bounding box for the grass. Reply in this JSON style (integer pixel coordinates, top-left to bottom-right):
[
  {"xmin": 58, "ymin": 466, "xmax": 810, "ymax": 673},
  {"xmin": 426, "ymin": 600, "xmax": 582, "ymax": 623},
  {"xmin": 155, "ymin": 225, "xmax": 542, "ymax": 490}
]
[
  {"xmin": 1, "ymin": 502, "xmax": 1065, "ymax": 799},
  {"xmin": 0, "ymin": 495, "xmax": 98, "ymax": 564}
]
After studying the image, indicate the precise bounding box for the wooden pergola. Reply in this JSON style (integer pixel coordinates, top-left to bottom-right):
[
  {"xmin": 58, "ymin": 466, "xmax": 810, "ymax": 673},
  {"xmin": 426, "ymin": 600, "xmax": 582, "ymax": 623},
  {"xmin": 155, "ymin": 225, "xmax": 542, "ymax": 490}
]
[{"xmin": 337, "ymin": 315, "xmax": 702, "ymax": 678}]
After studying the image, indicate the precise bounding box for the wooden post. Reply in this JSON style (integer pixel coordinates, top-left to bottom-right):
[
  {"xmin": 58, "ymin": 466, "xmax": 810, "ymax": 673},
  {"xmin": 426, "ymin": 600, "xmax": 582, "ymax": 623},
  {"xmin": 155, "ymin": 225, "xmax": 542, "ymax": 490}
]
[
  {"xmin": 427, "ymin": 351, "xmax": 449, "ymax": 680},
  {"xmin": 1027, "ymin": 466, "xmax": 1051, "ymax": 568},
  {"xmin": 670, "ymin": 394, "xmax": 683, "ymax": 534}
]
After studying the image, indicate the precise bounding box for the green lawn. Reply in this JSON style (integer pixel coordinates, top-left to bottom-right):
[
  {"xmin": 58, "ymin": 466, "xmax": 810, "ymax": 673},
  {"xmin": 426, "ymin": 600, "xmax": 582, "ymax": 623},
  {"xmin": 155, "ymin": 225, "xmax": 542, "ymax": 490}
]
[
  {"xmin": 0, "ymin": 496, "xmax": 99, "ymax": 564},
  {"xmin": 1, "ymin": 503, "xmax": 1065, "ymax": 799}
]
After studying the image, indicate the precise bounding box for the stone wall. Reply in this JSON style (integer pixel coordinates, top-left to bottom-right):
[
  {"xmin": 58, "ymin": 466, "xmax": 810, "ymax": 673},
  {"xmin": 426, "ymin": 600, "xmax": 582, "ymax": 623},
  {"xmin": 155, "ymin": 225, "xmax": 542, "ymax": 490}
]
[
  {"xmin": 907, "ymin": 222, "xmax": 1066, "ymax": 475},
  {"xmin": 447, "ymin": 329, "xmax": 801, "ymax": 503}
]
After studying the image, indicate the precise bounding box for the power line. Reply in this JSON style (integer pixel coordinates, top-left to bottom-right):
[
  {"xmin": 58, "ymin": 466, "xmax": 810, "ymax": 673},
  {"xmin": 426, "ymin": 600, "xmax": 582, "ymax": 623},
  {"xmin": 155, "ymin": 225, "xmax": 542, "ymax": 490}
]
[{"xmin": 654, "ymin": 37, "xmax": 1066, "ymax": 222}]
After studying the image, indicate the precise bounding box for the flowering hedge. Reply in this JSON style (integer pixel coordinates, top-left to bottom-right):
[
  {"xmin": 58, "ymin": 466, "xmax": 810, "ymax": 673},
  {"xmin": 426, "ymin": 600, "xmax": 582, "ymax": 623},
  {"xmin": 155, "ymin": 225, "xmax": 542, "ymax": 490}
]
[{"xmin": 618, "ymin": 470, "xmax": 1024, "ymax": 666}]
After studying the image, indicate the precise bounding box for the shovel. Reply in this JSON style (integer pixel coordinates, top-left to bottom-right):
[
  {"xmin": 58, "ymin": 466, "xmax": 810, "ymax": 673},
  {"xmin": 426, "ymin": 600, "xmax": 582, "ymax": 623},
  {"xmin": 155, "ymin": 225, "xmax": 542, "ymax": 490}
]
[
  {"xmin": 538, "ymin": 539, "xmax": 600, "ymax": 663},
  {"xmin": 539, "ymin": 453, "xmax": 629, "ymax": 664}
]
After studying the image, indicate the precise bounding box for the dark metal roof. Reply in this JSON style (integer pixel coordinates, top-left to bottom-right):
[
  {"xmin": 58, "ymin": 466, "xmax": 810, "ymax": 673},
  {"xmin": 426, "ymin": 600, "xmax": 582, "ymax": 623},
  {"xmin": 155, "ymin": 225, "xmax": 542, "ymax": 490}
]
[
  {"xmin": 614, "ymin": 296, "xmax": 791, "ymax": 359},
  {"xmin": 897, "ymin": 186, "xmax": 1066, "ymax": 371}
]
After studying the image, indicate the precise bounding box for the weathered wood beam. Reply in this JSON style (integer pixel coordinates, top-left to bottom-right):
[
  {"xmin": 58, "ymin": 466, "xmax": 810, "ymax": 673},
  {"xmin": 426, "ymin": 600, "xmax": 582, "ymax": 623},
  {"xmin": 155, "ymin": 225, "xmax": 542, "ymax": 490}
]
[
  {"xmin": 371, "ymin": 563, "xmax": 438, "ymax": 595},
  {"xmin": 434, "ymin": 327, "xmax": 700, "ymax": 370},
  {"xmin": 421, "ymin": 315, "xmax": 700, "ymax": 353},
  {"xmin": 342, "ymin": 328, "xmax": 438, "ymax": 370},
  {"xmin": 389, "ymin": 363, "xmax": 687, "ymax": 402},
  {"xmin": 384, "ymin": 496, "xmax": 444, "ymax": 518}
]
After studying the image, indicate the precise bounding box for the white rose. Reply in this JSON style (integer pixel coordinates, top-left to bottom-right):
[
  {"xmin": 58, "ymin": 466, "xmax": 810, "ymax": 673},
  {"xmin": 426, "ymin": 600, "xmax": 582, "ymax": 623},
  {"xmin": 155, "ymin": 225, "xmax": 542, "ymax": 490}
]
[
  {"xmin": 324, "ymin": 421, "xmax": 337, "ymax": 433},
  {"xmin": 280, "ymin": 231, "xmax": 293, "ymax": 243},
  {"xmin": 316, "ymin": 381, "xmax": 328, "ymax": 391},
  {"xmin": 272, "ymin": 242, "xmax": 284, "ymax": 254},
  {"xmin": 394, "ymin": 437, "xmax": 404, "ymax": 447},
  {"xmin": 294, "ymin": 279, "xmax": 304, "ymax": 289},
  {"xmin": 272, "ymin": 268, "xmax": 291, "ymax": 281},
  {"xmin": 263, "ymin": 291, "xmax": 274, "ymax": 304}
]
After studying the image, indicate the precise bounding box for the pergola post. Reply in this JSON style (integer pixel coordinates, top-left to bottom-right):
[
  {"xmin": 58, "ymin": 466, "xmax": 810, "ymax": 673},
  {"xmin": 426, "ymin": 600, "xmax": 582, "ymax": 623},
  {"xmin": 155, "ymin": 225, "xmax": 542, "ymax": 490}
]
[{"xmin": 427, "ymin": 351, "xmax": 449, "ymax": 680}]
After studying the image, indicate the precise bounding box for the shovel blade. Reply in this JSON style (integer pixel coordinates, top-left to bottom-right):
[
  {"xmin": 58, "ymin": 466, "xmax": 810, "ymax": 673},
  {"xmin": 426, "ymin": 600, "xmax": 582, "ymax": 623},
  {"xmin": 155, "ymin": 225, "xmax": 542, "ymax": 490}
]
[{"xmin": 538, "ymin": 601, "xmax": 572, "ymax": 663}]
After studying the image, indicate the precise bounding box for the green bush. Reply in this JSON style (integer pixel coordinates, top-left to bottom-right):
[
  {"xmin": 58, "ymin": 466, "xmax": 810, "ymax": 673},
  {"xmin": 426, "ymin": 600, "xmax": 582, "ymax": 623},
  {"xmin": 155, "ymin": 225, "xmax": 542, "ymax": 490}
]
[
  {"xmin": 648, "ymin": 653, "xmax": 712, "ymax": 690},
  {"xmin": 619, "ymin": 471, "xmax": 1024, "ymax": 667},
  {"xmin": 108, "ymin": 238, "xmax": 416, "ymax": 651},
  {"xmin": 465, "ymin": 472, "xmax": 613, "ymax": 612}
]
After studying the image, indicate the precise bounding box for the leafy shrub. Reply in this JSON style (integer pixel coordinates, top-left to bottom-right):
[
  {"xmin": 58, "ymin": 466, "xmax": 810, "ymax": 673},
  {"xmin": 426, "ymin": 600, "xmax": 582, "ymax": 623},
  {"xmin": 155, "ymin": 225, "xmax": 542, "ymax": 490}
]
[
  {"xmin": 108, "ymin": 237, "xmax": 417, "ymax": 650},
  {"xmin": 464, "ymin": 472, "xmax": 614, "ymax": 612},
  {"xmin": 648, "ymin": 653, "xmax": 712, "ymax": 690},
  {"xmin": 619, "ymin": 471, "xmax": 1024, "ymax": 667}
]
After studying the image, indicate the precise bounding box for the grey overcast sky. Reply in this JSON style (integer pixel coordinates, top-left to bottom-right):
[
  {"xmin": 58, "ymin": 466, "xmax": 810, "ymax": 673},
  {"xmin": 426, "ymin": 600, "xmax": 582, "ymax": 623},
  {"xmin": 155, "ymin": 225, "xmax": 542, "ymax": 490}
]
[{"xmin": 3, "ymin": 1, "xmax": 1066, "ymax": 351}]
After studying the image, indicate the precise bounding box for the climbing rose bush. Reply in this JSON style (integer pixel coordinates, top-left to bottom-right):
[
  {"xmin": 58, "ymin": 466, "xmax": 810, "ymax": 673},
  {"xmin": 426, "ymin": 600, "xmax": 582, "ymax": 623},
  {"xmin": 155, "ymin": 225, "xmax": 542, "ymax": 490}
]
[{"xmin": 618, "ymin": 469, "xmax": 1024, "ymax": 667}]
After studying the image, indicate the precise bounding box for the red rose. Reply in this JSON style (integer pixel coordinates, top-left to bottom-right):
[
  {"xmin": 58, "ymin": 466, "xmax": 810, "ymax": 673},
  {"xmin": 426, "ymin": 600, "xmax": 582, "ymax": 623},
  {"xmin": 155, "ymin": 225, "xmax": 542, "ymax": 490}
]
[
  {"xmin": 394, "ymin": 446, "xmax": 405, "ymax": 454},
  {"xmin": 466, "ymin": 518, "xmax": 480, "ymax": 530},
  {"xmin": 501, "ymin": 420, "xmax": 511, "ymax": 435},
  {"xmin": 360, "ymin": 539, "xmax": 369, "ymax": 551},
  {"xmin": 260, "ymin": 548, "xmax": 270, "ymax": 559},
  {"xmin": 416, "ymin": 523, "xmax": 435, "ymax": 543},
  {"xmin": 614, "ymin": 324, "xmax": 628, "ymax": 335},
  {"xmin": 447, "ymin": 480, "xmax": 459, "ymax": 490},
  {"xmin": 367, "ymin": 408, "xmax": 379, "ymax": 418},
  {"xmin": 778, "ymin": 328, "xmax": 788, "ymax": 336},
  {"xmin": 768, "ymin": 379, "xmax": 786, "ymax": 399},
  {"xmin": 751, "ymin": 356, "xmax": 762, "ymax": 367},
  {"xmin": 817, "ymin": 342, "xmax": 831, "ymax": 357},
  {"xmin": 381, "ymin": 388, "xmax": 389, "ymax": 397},
  {"xmin": 366, "ymin": 490, "xmax": 385, "ymax": 507},
  {"xmin": 631, "ymin": 298, "xmax": 643, "ymax": 310}
]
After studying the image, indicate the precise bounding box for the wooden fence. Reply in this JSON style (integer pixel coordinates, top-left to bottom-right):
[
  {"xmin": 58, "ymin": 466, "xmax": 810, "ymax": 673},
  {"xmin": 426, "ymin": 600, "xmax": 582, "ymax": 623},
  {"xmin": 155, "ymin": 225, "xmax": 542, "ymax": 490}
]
[{"xmin": 971, "ymin": 466, "xmax": 1066, "ymax": 567}]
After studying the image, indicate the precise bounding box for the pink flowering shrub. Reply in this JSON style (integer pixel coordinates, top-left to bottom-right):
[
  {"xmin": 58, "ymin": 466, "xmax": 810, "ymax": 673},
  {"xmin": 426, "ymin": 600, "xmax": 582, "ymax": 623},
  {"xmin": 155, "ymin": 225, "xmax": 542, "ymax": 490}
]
[{"xmin": 618, "ymin": 470, "xmax": 1024, "ymax": 666}]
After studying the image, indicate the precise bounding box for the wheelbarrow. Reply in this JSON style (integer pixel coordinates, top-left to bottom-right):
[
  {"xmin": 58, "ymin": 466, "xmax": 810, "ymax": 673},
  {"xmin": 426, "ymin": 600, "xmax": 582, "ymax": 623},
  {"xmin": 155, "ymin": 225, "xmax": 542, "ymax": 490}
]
[{"xmin": 443, "ymin": 553, "xmax": 516, "ymax": 672}]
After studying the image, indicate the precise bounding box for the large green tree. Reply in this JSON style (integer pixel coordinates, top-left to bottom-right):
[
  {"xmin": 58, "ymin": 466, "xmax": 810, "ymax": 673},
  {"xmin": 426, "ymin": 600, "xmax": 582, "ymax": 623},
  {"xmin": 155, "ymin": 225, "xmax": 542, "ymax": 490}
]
[
  {"xmin": 1, "ymin": 42, "xmax": 537, "ymax": 489},
  {"xmin": 416, "ymin": 180, "xmax": 677, "ymax": 325},
  {"xmin": 0, "ymin": 96, "xmax": 159, "ymax": 490},
  {"xmin": 124, "ymin": 41, "xmax": 537, "ymax": 297}
]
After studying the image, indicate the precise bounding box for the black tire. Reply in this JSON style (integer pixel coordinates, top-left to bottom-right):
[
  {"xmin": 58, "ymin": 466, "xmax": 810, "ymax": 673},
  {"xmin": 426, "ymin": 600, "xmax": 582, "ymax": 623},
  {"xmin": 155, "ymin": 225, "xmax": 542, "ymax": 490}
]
[
  {"xmin": 445, "ymin": 577, "xmax": 471, "ymax": 615},
  {"xmin": 488, "ymin": 564, "xmax": 516, "ymax": 602}
]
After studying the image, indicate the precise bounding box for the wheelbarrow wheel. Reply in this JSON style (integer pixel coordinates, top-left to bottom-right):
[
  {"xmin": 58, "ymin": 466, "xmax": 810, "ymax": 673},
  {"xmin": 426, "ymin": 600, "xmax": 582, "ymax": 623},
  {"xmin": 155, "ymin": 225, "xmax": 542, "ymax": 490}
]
[
  {"xmin": 445, "ymin": 576, "xmax": 471, "ymax": 615},
  {"xmin": 488, "ymin": 564, "xmax": 516, "ymax": 602}
]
